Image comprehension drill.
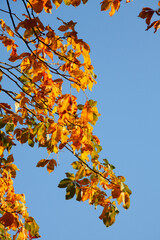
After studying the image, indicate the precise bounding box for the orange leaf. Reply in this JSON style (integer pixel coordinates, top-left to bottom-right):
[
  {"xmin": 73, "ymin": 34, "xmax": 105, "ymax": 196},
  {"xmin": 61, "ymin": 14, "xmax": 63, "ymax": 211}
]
[
  {"xmin": 101, "ymin": 0, "xmax": 113, "ymax": 11},
  {"xmin": 0, "ymin": 70, "xmax": 3, "ymax": 81},
  {"xmin": 52, "ymin": 0, "xmax": 63, "ymax": 8},
  {"xmin": 28, "ymin": 0, "xmax": 44, "ymax": 13}
]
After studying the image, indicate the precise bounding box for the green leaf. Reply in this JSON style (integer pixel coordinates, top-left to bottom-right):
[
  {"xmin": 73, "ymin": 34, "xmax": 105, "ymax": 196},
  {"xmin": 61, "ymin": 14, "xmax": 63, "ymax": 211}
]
[
  {"xmin": 102, "ymin": 207, "xmax": 118, "ymax": 227},
  {"xmin": 76, "ymin": 187, "xmax": 81, "ymax": 201},
  {"xmin": 5, "ymin": 122, "xmax": 14, "ymax": 133},
  {"xmin": 28, "ymin": 139, "xmax": 34, "ymax": 147},
  {"xmin": 91, "ymin": 151, "xmax": 99, "ymax": 160},
  {"xmin": 88, "ymin": 99, "xmax": 97, "ymax": 107},
  {"xmin": 0, "ymin": 119, "xmax": 6, "ymax": 129},
  {"xmin": 103, "ymin": 158, "xmax": 109, "ymax": 165},
  {"xmin": 109, "ymin": 164, "xmax": 115, "ymax": 170},
  {"xmin": 58, "ymin": 178, "xmax": 72, "ymax": 188},
  {"xmin": 96, "ymin": 144, "xmax": 102, "ymax": 153},
  {"xmin": 92, "ymin": 113, "xmax": 98, "ymax": 124},
  {"xmin": 77, "ymin": 104, "xmax": 84, "ymax": 110},
  {"xmin": 65, "ymin": 182, "xmax": 76, "ymax": 200},
  {"xmin": 25, "ymin": 217, "xmax": 39, "ymax": 238}
]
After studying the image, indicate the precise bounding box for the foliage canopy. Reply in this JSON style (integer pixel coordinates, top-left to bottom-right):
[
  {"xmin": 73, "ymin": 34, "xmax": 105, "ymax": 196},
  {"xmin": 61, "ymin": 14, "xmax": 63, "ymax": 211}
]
[{"xmin": 0, "ymin": 0, "xmax": 159, "ymax": 239}]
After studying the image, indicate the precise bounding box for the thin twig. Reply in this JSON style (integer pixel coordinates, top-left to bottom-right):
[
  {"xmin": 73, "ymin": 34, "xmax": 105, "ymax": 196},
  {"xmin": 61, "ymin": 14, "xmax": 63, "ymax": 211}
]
[
  {"xmin": 0, "ymin": 8, "xmax": 22, "ymax": 22},
  {"xmin": 64, "ymin": 143, "xmax": 113, "ymax": 184}
]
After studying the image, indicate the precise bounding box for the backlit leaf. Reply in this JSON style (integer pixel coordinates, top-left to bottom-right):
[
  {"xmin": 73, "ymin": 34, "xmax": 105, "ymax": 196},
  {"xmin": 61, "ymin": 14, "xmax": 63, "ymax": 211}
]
[{"xmin": 63, "ymin": 0, "xmax": 71, "ymax": 5}]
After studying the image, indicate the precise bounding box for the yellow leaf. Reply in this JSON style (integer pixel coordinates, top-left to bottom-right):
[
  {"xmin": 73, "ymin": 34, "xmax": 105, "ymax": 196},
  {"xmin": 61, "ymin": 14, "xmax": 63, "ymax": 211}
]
[
  {"xmin": 15, "ymin": 102, "xmax": 19, "ymax": 112},
  {"xmin": 6, "ymin": 26, "xmax": 14, "ymax": 37},
  {"xmin": 0, "ymin": 146, "xmax": 4, "ymax": 157},
  {"xmin": 109, "ymin": 4, "xmax": 115, "ymax": 16},
  {"xmin": 52, "ymin": 0, "xmax": 63, "ymax": 8},
  {"xmin": 63, "ymin": 0, "xmax": 71, "ymax": 5}
]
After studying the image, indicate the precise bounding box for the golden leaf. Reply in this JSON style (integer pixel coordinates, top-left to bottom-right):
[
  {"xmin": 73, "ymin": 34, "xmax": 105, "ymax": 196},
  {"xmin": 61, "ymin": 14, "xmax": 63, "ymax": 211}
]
[{"xmin": 52, "ymin": 0, "xmax": 63, "ymax": 8}]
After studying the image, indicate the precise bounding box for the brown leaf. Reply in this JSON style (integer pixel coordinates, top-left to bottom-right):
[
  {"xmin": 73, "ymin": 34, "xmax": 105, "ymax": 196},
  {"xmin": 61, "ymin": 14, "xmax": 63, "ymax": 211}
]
[
  {"xmin": 58, "ymin": 25, "xmax": 69, "ymax": 31},
  {"xmin": 111, "ymin": 186, "xmax": 121, "ymax": 198},
  {"xmin": 71, "ymin": 0, "xmax": 81, "ymax": 7},
  {"xmin": 101, "ymin": 0, "xmax": 113, "ymax": 11},
  {"xmin": 47, "ymin": 159, "xmax": 57, "ymax": 173},
  {"xmin": 0, "ymin": 212, "xmax": 15, "ymax": 227},
  {"xmin": 0, "ymin": 70, "xmax": 3, "ymax": 81},
  {"xmin": 36, "ymin": 159, "xmax": 49, "ymax": 167}
]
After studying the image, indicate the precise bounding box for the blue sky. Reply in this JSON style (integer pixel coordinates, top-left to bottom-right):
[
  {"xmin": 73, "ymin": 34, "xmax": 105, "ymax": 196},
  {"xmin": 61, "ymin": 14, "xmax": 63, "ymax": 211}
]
[{"xmin": 1, "ymin": 1, "xmax": 160, "ymax": 239}]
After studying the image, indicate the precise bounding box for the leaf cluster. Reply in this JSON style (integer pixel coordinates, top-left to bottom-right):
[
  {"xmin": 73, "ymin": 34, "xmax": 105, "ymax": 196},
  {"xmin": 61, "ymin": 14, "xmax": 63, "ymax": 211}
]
[{"xmin": 4, "ymin": 0, "xmax": 159, "ymax": 238}]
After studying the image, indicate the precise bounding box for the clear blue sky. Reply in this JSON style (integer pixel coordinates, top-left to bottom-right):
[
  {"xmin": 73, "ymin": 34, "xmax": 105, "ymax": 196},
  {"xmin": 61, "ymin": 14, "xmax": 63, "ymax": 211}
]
[{"xmin": 1, "ymin": 1, "xmax": 160, "ymax": 239}]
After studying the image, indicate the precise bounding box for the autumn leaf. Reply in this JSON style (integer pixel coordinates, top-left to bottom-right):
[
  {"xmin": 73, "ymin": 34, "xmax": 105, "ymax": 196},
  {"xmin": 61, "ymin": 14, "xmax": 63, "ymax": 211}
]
[
  {"xmin": 63, "ymin": 0, "xmax": 71, "ymax": 5},
  {"xmin": 58, "ymin": 178, "xmax": 72, "ymax": 188},
  {"xmin": 71, "ymin": 0, "xmax": 81, "ymax": 7},
  {"xmin": 101, "ymin": 0, "xmax": 113, "ymax": 11},
  {"xmin": 52, "ymin": 0, "xmax": 63, "ymax": 8},
  {"xmin": 36, "ymin": 159, "xmax": 49, "ymax": 167},
  {"xmin": 0, "ymin": 71, "xmax": 3, "ymax": 81},
  {"xmin": 58, "ymin": 25, "xmax": 69, "ymax": 31},
  {"xmin": 138, "ymin": 8, "xmax": 154, "ymax": 25},
  {"xmin": 65, "ymin": 182, "xmax": 76, "ymax": 200},
  {"xmin": 82, "ymin": 0, "xmax": 88, "ymax": 3},
  {"xmin": 47, "ymin": 159, "xmax": 57, "ymax": 173},
  {"xmin": 0, "ymin": 213, "xmax": 15, "ymax": 227},
  {"xmin": 0, "ymin": 0, "xmax": 133, "ymax": 233},
  {"xmin": 27, "ymin": 0, "xmax": 44, "ymax": 13},
  {"xmin": 111, "ymin": 185, "xmax": 121, "ymax": 198}
]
